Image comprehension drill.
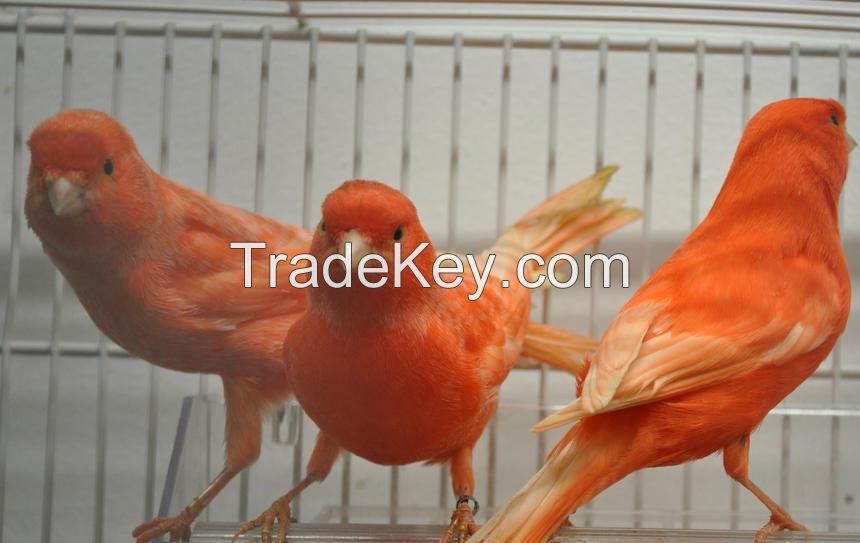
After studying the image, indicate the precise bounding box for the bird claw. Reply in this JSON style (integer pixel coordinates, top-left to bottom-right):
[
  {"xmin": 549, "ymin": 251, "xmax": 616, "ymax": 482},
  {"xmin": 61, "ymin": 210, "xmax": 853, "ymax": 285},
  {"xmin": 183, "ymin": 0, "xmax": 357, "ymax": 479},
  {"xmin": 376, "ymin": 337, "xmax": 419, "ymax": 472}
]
[
  {"xmin": 132, "ymin": 513, "xmax": 193, "ymax": 543},
  {"xmin": 232, "ymin": 496, "xmax": 293, "ymax": 543},
  {"xmin": 754, "ymin": 512, "xmax": 808, "ymax": 543},
  {"xmin": 439, "ymin": 496, "xmax": 479, "ymax": 543}
]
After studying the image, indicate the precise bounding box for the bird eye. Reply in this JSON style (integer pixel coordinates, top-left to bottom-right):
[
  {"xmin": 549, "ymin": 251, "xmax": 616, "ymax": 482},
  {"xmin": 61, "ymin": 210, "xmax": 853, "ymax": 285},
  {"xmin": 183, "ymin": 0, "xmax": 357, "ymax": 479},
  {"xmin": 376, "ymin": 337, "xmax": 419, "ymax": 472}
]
[
  {"xmin": 103, "ymin": 158, "xmax": 114, "ymax": 176},
  {"xmin": 830, "ymin": 115, "xmax": 840, "ymax": 126},
  {"xmin": 320, "ymin": 222, "xmax": 326, "ymax": 232},
  {"xmin": 393, "ymin": 225, "xmax": 403, "ymax": 241}
]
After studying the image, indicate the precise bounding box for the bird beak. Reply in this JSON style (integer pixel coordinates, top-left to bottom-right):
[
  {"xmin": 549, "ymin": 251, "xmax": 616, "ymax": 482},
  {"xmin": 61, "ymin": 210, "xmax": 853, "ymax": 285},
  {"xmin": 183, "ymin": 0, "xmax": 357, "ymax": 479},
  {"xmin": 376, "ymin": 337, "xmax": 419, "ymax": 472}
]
[
  {"xmin": 338, "ymin": 230, "xmax": 373, "ymax": 271},
  {"xmin": 847, "ymin": 131, "xmax": 857, "ymax": 153},
  {"xmin": 47, "ymin": 177, "xmax": 89, "ymax": 217}
]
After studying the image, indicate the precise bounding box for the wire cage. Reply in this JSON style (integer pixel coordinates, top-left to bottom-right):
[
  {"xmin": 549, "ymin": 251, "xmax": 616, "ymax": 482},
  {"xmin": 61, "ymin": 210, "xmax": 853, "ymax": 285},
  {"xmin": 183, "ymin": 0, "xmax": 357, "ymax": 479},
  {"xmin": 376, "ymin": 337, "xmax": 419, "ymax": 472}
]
[{"xmin": 0, "ymin": 1, "xmax": 859, "ymax": 542}]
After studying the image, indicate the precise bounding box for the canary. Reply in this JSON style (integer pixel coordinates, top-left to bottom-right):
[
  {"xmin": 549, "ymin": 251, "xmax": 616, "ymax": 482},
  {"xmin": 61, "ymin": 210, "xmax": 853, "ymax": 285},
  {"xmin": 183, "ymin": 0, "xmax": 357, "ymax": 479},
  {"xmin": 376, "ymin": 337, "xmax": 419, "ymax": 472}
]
[
  {"xmin": 234, "ymin": 169, "xmax": 640, "ymax": 543},
  {"xmin": 25, "ymin": 109, "xmax": 312, "ymax": 543},
  {"xmin": 470, "ymin": 98, "xmax": 855, "ymax": 543},
  {"xmin": 24, "ymin": 109, "xmax": 630, "ymax": 542}
]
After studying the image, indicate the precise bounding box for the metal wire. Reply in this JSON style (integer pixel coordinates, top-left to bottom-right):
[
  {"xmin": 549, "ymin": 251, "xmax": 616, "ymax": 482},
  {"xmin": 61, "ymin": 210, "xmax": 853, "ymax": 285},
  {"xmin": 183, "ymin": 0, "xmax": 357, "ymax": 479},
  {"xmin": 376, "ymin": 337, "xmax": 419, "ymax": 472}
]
[
  {"xmin": 537, "ymin": 32, "xmax": 561, "ymax": 469},
  {"xmin": 390, "ymin": 30, "xmax": 415, "ymax": 523},
  {"xmin": 339, "ymin": 28, "xmax": 368, "ymax": 524},
  {"xmin": 632, "ymin": 36, "xmax": 658, "ymax": 530},
  {"xmin": 438, "ymin": 32, "xmax": 464, "ymax": 510},
  {"xmin": 682, "ymin": 37, "xmax": 706, "ymax": 531},
  {"xmin": 0, "ymin": 13, "xmax": 27, "ymax": 543},
  {"xmin": 40, "ymin": 14, "xmax": 73, "ymax": 543},
  {"xmin": 1, "ymin": 15, "xmax": 858, "ymax": 55},
  {"xmin": 144, "ymin": 23, "xmax": 175, "ymax": 523}
]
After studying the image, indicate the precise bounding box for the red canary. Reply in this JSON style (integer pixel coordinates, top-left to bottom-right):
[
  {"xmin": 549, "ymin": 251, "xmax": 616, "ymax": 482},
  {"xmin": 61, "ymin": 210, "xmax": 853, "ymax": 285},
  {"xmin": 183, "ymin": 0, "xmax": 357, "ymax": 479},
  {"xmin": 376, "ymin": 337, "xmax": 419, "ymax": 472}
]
[
  {"xmin": 471, "ymin": 97, "xmax": 855, "ymax": 543},
  {"xmin": 25, "ymin": 109, "xmax": 311, "ymax": 543},
  {"xmin": 234, "ymin": 169, "xmax": 640, "ymax": 543}
]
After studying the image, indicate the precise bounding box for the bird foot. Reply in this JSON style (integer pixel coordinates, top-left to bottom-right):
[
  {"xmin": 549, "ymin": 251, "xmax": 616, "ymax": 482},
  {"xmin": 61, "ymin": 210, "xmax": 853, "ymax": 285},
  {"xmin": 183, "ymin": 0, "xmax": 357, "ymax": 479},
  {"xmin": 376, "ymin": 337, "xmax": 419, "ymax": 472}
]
[
  {"xmin": 132, "ymin": 512, "xmax": 193, "ymax": 543},
  {"xmin": 439, "ymin": 495, "xmax": 479, "ymax": 543},
  {"xmin": 232, "ymin": 495, "xmax": 294, "ymax": 543},
  {"xmin": 754, "ymin": 512, "xmax": 808, "ymax": 543}
]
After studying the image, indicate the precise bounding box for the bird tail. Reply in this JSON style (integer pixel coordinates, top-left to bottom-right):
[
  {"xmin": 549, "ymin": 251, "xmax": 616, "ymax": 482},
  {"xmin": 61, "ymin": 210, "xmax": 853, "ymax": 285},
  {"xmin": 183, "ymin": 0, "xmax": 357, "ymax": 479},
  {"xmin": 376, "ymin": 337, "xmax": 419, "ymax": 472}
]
[
  {"xmin": 488, "ymin": 165, "xmax": 641, "ymax": 281},
  {"xmin": 470, "ymin": 420, "xmax": 629, "ymax": 543},
  {"xmin": 520, "ymin": 322, "xmax": 596, "ymax": 375}
]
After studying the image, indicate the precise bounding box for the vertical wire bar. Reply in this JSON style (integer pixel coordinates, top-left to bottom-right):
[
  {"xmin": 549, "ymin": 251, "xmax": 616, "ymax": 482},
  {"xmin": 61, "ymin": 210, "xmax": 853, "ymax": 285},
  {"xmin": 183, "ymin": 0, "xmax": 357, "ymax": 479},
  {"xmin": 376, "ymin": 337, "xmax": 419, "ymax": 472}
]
[
  {"xmin": 789, "ymin": 42, "xmax": 799, "ymax": 98},
  {"xmin": 294, "ymin": 27, "xmax": 319, "ymax": 520},
  {"xmin": 42, "ymin": 14, "xmax": 74, "ymax": 543},
  {"xmin": 252, "ymin": 26, "xmax": 272, "ymax": 216},
  {"xmin": 486, "ymin": 32, "xmax": 512, "ymax": 513},
  {"xmin": 682, "ymin": 39, "xmax": 705, "ymax": 530},
  {"xmin": 633, "ymin": 37, "xmax": 657, "ymax": 530},
  {"xmin": 390, "ymin": 32, "xmax": 414, "ymax": 522},
  {"xmin": 95, "ymin": 24, "xmax": 123, "ymax": 543},
  {"xmin": 240, "ymin": 24, "xmax": 272, "ymax": 523},
  {"xmin": 446, "ymin": 32, "xmax": 463, "ymax": 250},
  {"xmin": 93, "ymin": 334, "xmax": 109, "ymax": 543},
  {"xmin": 829, "ymin": 44, "xmax": 848, "ymax": 533},
  {"xmin": 145, "ymin": 23, "xmax": 175, "ymax": 523},
  {"xmin": 777, "ymin": 41, "xmax": 795, "ymax": 520},
  {"xmin": 301, "ymin": 28, "xmax": 318, "ymax": 231},
  {"xmin": 440, "ymin": 32, "xmax": 464, "ymax": 510},
  {"xmin": 729, "ymin": 40, "xmax": 753, "ymax": 530},
  {"xmin": 200, "ymin": 25, "xmax": 222, "ymax": 401},
  {"xmin": 584, "ymin": 36, "xmax": 608, "ymax": 527},
  {"xmin": 741, "ymin": 41, "xmax": 752, "ymax": 124},
  {"xmin": 339, "ymin": 28, "xmax": 366, "ymax": 524},
  {"xmin": 398, "ymin": 31, "xmax": 414, "ymax": 195},
  {"xmin": 537, "ymin": 34, "xmax": 560, "ymax": 468},
  {"xmin": 202, "ymin": 24, "xmax": 221, "ymax": 522},
  {"xmin": 0, "ymin": 14, "xmax": 26, "ymax": 543}
]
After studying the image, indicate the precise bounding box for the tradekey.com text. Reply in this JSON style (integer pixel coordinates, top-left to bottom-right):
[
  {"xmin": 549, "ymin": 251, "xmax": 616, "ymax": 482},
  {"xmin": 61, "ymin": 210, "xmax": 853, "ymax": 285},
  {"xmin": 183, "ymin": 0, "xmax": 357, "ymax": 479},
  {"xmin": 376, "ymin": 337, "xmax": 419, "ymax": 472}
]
[{"xmin": 231, "ymin": 242, "xmax": 631, "ymax": 301}]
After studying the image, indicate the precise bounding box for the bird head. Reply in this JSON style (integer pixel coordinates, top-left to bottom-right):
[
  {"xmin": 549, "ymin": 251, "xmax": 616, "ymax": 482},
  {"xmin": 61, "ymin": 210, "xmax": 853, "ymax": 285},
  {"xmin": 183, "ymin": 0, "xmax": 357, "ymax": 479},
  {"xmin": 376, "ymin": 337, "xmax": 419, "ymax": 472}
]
[
  {"xmin": 739, "ymin": 98, "xmax": 854, "ymax": 192},
  {"xmin": 25, "ymin": 109, "xmax": 159, "ymax": 254},
  {"xmin": 310, "ymin": 180, "xmax": 437, "ymax": 310}
]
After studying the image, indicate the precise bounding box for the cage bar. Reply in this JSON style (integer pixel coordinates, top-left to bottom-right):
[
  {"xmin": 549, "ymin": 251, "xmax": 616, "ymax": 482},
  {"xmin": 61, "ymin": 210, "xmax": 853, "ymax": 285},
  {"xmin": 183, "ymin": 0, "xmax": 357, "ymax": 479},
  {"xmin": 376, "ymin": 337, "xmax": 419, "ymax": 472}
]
[
  {"xmin": 537, "ymin": 32, "xmax": 561, "ymax": 468},
  {"xmin": 0, "ymin": 13, "xmax": 28, "ymax": 543}
]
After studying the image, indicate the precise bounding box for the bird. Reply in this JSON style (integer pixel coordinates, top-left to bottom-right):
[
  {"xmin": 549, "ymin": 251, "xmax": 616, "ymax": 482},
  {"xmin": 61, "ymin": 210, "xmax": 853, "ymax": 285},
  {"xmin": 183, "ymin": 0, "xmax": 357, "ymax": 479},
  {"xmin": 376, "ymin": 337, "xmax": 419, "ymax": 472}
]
[
  {"xmin": 469, "ymin": 97, "xmax": 855, "ymax": 543},
  {"xmin": 25, "ymin": 109, "xmax": 314, "ymax": 543},
  {"xmin": 24, "ymin": 109, "xmax": 631, "ymax": 542},
  {"xmin": 233, "ymin": 168, "xmax": 640, "ymax": 543}
]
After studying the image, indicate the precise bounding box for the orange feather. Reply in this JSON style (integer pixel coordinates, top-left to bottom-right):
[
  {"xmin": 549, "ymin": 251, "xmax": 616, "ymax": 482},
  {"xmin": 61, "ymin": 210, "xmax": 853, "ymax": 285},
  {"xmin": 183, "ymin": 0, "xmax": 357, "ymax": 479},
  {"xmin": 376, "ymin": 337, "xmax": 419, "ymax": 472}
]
[{"xmin": 472, "ymin": 98, "xmax": 854, "ymax": 543}]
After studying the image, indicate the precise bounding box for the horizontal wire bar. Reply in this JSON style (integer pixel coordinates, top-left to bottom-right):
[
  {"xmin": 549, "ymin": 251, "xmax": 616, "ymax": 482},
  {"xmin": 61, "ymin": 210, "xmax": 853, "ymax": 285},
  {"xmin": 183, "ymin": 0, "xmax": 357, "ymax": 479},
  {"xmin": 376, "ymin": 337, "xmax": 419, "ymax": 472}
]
[
  {"xmin": 301, "ymin": 0, "xmax": 860, "ymax": 19},
  {"xmin": 11, "ymin": 0, "xmax": 860, "ymax": 21},
  {"xmin": 1, "ymin": 0, "xmax": 294, "ymax": 18},
  {"xmin": 1, "ymin": 15, "xmax": 859, "ymax": 54},
  {"xmin": 297, "ymin": 8, "xmax": 860, "ymax": 34},
  {"xmin": 2, "ymin": 340, "xmax": 860, "ymax": 379}
]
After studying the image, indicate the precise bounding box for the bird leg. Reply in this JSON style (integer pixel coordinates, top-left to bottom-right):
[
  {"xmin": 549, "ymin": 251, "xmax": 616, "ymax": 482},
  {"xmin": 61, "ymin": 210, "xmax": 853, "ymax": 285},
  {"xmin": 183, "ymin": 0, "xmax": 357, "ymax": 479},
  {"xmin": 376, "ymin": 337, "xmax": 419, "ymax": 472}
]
[
  {"xmin": 723, "ymin": 434, "xmax": 808, "ymax": 543},
  {"xmin": 440, "ymin": 496, "xmax": 479, "ymax": 543},
  {"xmin": 439, "ymin": 448, "xmax": 478, "ymax": 543},
  {"xmin": 233, "ymin": 432, "xmax": 340, "ymax": 543},
  {"xmin": 232, "ymin": 475, "xmax": 314, "ymax": 543},
  {"xmin": 132, "ymin": 465, "xmax": 239, "ymax": 543}
]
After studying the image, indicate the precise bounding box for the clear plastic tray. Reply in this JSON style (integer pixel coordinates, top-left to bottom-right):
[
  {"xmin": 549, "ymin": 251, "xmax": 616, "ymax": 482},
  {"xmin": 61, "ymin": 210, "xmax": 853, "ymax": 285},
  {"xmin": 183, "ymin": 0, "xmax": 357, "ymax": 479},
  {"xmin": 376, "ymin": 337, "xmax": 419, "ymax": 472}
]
[{"xmin": 158, "ymin": 394, "xmax": 860, "ymax": 540}]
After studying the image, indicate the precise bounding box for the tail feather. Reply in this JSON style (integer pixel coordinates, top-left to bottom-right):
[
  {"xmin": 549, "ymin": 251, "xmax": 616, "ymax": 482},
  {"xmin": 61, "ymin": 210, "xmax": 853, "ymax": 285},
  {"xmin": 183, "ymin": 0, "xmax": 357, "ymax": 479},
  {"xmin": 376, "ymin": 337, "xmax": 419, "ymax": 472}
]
[
  {"xmin": 471, "ymin": 423, "xmax": 628, "ymax": 543},
  {"xmin": 490, "ymin": 165, "xmax": 641, "ymax": 279},
  {"xmin": 521, "ymin": 322, "xmax": 597, "ymax": 375}
]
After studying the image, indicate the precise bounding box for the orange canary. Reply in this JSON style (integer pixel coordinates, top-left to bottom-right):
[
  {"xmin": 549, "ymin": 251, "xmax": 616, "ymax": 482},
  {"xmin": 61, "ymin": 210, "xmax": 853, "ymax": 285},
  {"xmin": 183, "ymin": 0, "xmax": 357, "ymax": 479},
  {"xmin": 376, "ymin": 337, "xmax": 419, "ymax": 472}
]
[
  {"xmin": 25, "ymin": 109, "xmax": 311, "ymax": 543},
  {"xmin": 471, "ymin": 98, "xmax": 855, "ymax": 543},
  {"xmin": 234, "ymin": 170, "xmax": 640, "ymax": 543}
]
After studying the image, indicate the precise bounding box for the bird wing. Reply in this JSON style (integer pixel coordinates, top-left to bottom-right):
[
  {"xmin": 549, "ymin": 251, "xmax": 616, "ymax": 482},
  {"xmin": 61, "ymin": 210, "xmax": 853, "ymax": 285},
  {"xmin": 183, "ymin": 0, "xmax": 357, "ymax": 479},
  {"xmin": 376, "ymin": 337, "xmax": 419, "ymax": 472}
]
[
  {"xmin": 164, "ymin": 182, "xmax": 312, "ymax": 331},
  {"xmin": 535, "ymin": 252, "xmax": 845, "ymax": 431}
]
